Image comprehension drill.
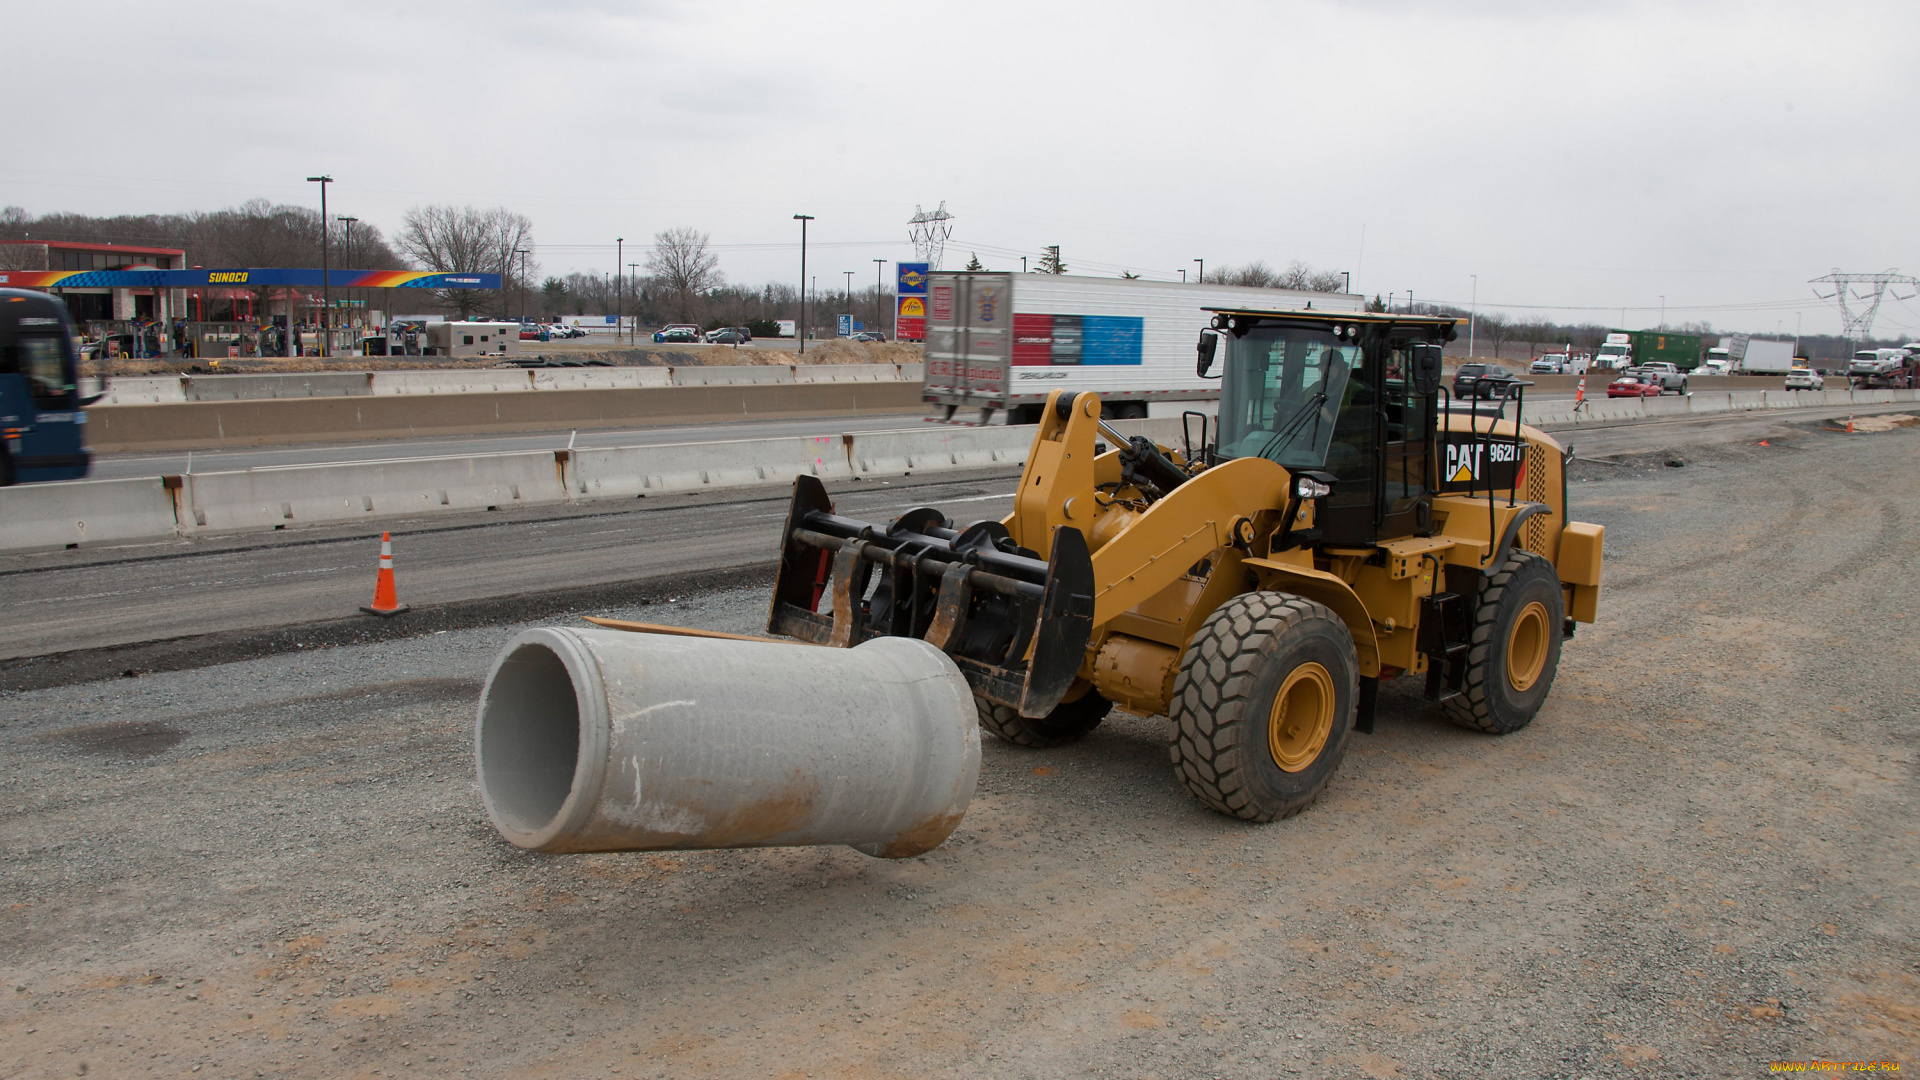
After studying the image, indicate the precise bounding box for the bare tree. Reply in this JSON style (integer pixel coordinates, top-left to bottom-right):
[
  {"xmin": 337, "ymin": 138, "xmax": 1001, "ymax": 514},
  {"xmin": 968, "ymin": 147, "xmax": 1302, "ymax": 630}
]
[
  {"xmin": 645, "ymin": 227, "xmax": 723, "ymax": 321},
  {"xmin": 1212, "ymin": 259, "xmax": 1345, "ymax": 293},
  {"xmin": 398, "ymin": 205, "xmax": 534, "ymax": 319},
  {"xmin": 0, "ymin": 242, "xmax": 47, "ymax": 270},
  {"xmin": 1476, "ymin": 312, "xmax": 1513, "ymax": 360},
  {"xmin": 1219, "ymin": 261, "xmax": 1279, "ymax": 288}
]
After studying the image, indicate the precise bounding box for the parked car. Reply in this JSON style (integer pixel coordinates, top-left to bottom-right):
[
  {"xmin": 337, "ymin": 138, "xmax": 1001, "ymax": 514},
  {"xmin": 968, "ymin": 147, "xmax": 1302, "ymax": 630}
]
[
  {"xmin": 1782, "ymin": 368, "xmax": 1825, "ymax": 391},
  {"xmin": 850, "ymin": 331, "xmax": 887, "ymax": 342},
  {"xmin": 1607, "ymin": 373, "xmax": 1664, "ymax": 398},
  {"xmin": 1627, "ymin": 362, "xmax": 1688, "ymax": 393},
  {"xmin": 652, "ymin": 323, "xmax": 704, "ymax": 343},
  {"xmin": 1452, "ymin": 363, "xmax": 1518, "ymax": 399},
  {"xmin": 706, "ymin": 329, "xmax": 748, "ymax": 345}
]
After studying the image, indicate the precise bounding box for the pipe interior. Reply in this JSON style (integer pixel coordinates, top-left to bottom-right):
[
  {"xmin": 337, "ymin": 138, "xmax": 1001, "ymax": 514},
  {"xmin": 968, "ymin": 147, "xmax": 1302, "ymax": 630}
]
[{"xmin": 479, "ymin": 641, "xmax": 581, "ymax": 833}]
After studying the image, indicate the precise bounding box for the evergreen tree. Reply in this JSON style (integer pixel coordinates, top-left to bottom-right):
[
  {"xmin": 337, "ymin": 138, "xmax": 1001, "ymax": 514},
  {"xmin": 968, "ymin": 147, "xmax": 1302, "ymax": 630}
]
[
  {"xmin": 1037, "ymin": 245, "xmax": 1066, "ymax": 274},
  {"xmin": 964, "ymin": 252, "xmax": 983, "ymax": 271}
]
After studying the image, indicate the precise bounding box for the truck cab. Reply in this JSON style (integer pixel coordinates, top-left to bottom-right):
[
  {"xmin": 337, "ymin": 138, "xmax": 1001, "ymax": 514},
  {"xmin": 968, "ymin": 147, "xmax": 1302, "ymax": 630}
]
[{"xmin": 1596, "ymin": 337, "xmax": 1631, "ymax": 370}]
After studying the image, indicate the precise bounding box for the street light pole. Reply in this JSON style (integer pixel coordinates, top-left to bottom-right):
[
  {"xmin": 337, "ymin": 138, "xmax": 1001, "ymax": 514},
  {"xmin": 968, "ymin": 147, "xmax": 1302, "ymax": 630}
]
[
  {"xmin": 615, "ymin": 238, "xmax": 624, "ymax": 343},
  {"xmin": 627, "ymin": 263, "xmax": 640, "ymax": 335},
  {"xmin": 1341, "ymin": 270, "xmax": 1350, "ymax": 294},
  {"xmin": 873, "ymin": 258, "xmax": 886, "ymax": 339},
  {"xmin": 306, "ymin": 175, "xmax": 331, "ymax": 356},
  {"xmin": 1658, "ymin": 295, "xmax": 1665, "ymax": 330},
  {"xmin": 517, "ymin": 249, "xmax": 530, "ymax": 323},
  {"xmin": 844, "ymin": 271, "xmax": 854, "ymax": 336},
  {"xmin": 1468, "ymin": 274, "xmax": 1478, "ymax": 358},
  {"xmin": 793, "ymin": 215, "xmax": 813, "ymax": 354},
  {"xmin": 1194, "ymin": 258, "xmax": 1204, "ymax": 285},
  {"xmin": 338, "ymin": 215, "xmax": 357, "ymax": 338},
  {"xmin": 1179, "ymin": 269, "xmax": 1186, "ymax": 283}
]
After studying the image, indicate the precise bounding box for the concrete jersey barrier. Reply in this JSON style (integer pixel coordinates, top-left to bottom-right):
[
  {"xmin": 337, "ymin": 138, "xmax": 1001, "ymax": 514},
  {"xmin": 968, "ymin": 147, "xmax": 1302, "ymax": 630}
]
[
  {"xmin": 176, "ymin": 451, "xmax": 569, "ymax": 534},
  {"xmin": 0, "ymin": 476, "xmax": 179, "ymax": 551}
]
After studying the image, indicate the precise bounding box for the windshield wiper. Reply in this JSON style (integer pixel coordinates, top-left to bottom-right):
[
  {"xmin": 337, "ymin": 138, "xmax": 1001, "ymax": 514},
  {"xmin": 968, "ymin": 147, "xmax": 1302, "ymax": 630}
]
[{"xmin": 1255, "ymin": 390, "xmax": 1328, "ymax": 462}]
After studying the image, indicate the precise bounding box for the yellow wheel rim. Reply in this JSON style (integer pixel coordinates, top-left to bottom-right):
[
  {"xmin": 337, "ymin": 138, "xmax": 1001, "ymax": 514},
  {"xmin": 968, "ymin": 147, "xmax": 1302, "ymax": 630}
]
[
  {"xmin": 1267, "ymin": 662, "xmax": 1336, "ymax": 773},
  {"xmin": 1506, "ymin": 601, "xmax": 1550, "ymax": 692}
]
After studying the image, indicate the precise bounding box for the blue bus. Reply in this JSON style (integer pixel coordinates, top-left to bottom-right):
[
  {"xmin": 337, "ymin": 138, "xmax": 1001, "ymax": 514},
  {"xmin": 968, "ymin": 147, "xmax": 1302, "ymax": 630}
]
[{"xmin": 1, "ymin": 288, "xmax": 93, "ymax": 485}]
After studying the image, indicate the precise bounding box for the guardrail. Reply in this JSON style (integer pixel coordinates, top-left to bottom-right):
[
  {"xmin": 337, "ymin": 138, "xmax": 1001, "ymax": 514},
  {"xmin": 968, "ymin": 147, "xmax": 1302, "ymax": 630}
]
[
  {"xmin": 93, "ymin": 363, "xmax": 926, "ymax": 406},
  {"xmin": 3, "ymin": 391, "xmax": 1911, "ymax": 555}
]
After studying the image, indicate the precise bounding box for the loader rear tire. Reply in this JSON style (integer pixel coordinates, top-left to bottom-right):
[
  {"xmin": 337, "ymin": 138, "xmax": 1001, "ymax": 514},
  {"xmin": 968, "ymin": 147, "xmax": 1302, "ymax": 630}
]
[
  {"xmin": 1441, "ymin": 549, "xmax": 1564, "ymax": 735},
  {"xmin": 976, "ymin": 688, "xmax": 1111, "ymax": 748},
  {"xmin": 1169, "ymin": 592, "xmax": 1357, "ymax": 822}
]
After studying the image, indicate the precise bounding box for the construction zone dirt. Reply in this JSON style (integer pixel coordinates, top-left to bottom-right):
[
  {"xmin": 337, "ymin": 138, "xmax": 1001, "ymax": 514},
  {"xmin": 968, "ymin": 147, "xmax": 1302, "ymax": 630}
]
[{"xmin": 0, "ymin": 423, "xmax": 1915, "ymax": 1077}]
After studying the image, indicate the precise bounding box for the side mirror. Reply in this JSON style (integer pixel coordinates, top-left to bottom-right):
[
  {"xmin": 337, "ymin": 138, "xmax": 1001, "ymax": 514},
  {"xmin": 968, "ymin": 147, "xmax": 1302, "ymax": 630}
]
[
  {"xmin": 1409, "ymin": 342, "xmax": 1444, "ymax": 395},
  {"xmin": 1196, "ymin": 330, "xmax": 1221, "ymax": 378}
]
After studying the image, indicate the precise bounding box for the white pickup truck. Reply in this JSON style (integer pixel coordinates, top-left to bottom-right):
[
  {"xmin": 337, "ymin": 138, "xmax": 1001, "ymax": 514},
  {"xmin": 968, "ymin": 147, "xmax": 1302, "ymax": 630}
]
[{"xmin": 1629, "ymin": 362, "xmax": 1689, "ymax": 393}]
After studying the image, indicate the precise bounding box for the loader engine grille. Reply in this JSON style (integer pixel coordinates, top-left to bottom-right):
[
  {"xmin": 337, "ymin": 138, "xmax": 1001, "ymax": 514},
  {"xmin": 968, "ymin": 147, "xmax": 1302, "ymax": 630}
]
[{"xmin": 1523, "ymin": 443, "xmax": 1553, "ymax": 552}]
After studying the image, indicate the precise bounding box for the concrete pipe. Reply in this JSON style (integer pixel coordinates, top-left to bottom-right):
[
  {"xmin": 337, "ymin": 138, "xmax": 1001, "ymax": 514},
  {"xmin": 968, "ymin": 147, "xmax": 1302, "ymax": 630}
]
[{"xmin": 476, "ymin": 627, "xmax": 980, "ymax": 858}]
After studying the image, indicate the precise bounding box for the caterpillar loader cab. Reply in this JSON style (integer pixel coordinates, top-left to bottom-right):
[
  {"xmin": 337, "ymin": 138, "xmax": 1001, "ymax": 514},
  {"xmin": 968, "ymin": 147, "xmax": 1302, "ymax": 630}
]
[{"xmin": 763, "ymin": 306, "xmax": 1606, "ymax": 822}]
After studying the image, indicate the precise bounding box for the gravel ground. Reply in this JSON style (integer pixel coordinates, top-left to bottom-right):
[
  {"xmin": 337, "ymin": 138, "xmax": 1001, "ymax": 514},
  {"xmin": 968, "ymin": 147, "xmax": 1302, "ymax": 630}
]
[{"xmin": 0, "ymin": 424, "xmax": 1914, "ymax": 1078}]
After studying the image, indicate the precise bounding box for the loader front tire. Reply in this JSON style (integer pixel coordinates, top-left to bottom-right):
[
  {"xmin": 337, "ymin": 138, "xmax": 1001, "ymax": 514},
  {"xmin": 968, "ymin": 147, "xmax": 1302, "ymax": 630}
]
[
  {"xmin": 1441, "ymin": 549, "xmax": 1565, "ymax": 735},
  {"xmin": 976, "ymin": 687, "xmax": 1112, "ymax": 748},
  {"xmin": 1169, "ymin": 592, "xmax": 1357, "ymax": 822}
]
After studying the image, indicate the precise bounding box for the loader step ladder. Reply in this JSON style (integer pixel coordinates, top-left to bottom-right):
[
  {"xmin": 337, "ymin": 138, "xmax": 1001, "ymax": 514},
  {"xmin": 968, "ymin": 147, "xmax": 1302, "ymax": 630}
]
[{"xmin": 1418, "ymin": 590, "xmax": 1471, "ymax": 703}]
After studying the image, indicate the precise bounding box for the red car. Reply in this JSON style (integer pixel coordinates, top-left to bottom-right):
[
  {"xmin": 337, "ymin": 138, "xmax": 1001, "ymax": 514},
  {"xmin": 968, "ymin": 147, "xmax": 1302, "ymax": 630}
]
[{"xmin": 1607, "ymin": 373, "xmax": 1663, "ymax": 398}]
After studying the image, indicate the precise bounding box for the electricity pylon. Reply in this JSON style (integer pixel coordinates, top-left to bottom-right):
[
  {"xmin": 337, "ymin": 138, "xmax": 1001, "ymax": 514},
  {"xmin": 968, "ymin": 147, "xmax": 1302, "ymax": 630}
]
[
  {"xmin": 908, "ymin": 202, "xmax": 954, "ymax": 270},
  {"xmin": 1810, "ymin": 269, "xmax": 1919, "ymax": 345}
]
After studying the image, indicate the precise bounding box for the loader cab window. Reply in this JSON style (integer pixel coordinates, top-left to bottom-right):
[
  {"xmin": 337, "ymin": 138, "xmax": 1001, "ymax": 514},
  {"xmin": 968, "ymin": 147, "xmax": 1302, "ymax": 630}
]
[
  {"xmin": 1217, "ymin": 327, "xmax": 1355, "ymax": 469},
  {"xmin": 1380, "ymin": 340, "xmax": 1433, "ymax": 524}
]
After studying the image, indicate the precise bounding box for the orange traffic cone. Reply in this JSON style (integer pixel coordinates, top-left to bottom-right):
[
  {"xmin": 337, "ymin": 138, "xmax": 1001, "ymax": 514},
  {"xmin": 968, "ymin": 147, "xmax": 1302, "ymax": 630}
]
[
  {"xmin": 1846, "ymin": 412, "xmax": 1855, "ymax": 434},
  {"xmin": 360, "ymin": 531, "xmax": 410, "ymax": 617}
]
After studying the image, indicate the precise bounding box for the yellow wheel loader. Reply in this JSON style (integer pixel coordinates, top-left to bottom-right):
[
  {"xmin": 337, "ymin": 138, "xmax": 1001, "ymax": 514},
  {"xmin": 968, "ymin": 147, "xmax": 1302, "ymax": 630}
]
[{"xmin": 763, "ymin": 308, "xmax": 1604, "ymax": 821}]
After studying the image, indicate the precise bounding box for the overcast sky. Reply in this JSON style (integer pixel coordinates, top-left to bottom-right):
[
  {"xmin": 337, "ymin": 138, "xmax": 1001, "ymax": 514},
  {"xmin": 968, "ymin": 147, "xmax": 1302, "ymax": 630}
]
[{"xmin": 5, "ymin": 0, "xmax": 1915, "ymax": 338}]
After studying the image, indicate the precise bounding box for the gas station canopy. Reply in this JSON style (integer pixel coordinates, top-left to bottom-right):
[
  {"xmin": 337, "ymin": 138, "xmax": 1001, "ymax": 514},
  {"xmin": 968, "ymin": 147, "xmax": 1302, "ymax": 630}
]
[{"xmin": 0, "ymin": 268, "xmax": 503, "ymax": 289}]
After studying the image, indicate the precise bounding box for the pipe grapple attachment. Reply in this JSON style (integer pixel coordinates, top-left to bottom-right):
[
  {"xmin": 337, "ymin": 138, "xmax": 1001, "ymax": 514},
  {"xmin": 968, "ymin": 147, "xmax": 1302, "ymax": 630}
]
[{"xmin": 767, "ymin": 474, "xmax": 1095, "ymax": 719}]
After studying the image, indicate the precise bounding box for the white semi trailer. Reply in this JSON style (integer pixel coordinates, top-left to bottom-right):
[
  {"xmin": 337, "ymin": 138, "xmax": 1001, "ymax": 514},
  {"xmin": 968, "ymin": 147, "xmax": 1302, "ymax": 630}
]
[
  {"xmin": 922, "ymin": 272, "xmax": 1364, "ymax": 423},
  {"xmin": 1735, "ymin": 339, "xmax": 1796, "ymax": 375}
]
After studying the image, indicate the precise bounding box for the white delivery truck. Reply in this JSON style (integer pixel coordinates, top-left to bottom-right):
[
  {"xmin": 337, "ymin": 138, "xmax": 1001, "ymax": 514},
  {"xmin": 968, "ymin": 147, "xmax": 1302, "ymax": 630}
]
[
  {"xmin": 922, "ymin": 272, "xmax": 1365, "ymax": 423},
  {"xmin": 1736, "ymin": 339, "xmax": 1796, "ymax": 375}
]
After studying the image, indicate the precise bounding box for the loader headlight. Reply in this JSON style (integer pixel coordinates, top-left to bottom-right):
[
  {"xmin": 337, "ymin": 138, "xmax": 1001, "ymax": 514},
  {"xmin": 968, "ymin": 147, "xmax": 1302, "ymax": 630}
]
[{"xmin": 1295, "ymin": 477, "xmax": 1332, "ymax": 499}]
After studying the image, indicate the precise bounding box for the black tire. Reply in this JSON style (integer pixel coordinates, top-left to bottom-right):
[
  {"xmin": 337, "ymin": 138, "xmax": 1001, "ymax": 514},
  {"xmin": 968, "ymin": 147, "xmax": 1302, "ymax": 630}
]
[
  {"xmin": 1168, "ymin": 593, "xmax": 1357, "ymax": 822},
  {"xmin": 1441, "ymin": 550, "xmax": 1565, "ymax": 735},
  {"xmin": 976, "ymin": 688, "xmax": 1112, "ymax": 748}
]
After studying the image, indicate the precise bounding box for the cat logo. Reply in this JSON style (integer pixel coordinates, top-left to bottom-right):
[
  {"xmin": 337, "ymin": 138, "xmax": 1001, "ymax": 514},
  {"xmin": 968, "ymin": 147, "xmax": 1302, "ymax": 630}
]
[{"xmin": 1445, "ymin": 442, "xmax": 1483, "ymax": 483}]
